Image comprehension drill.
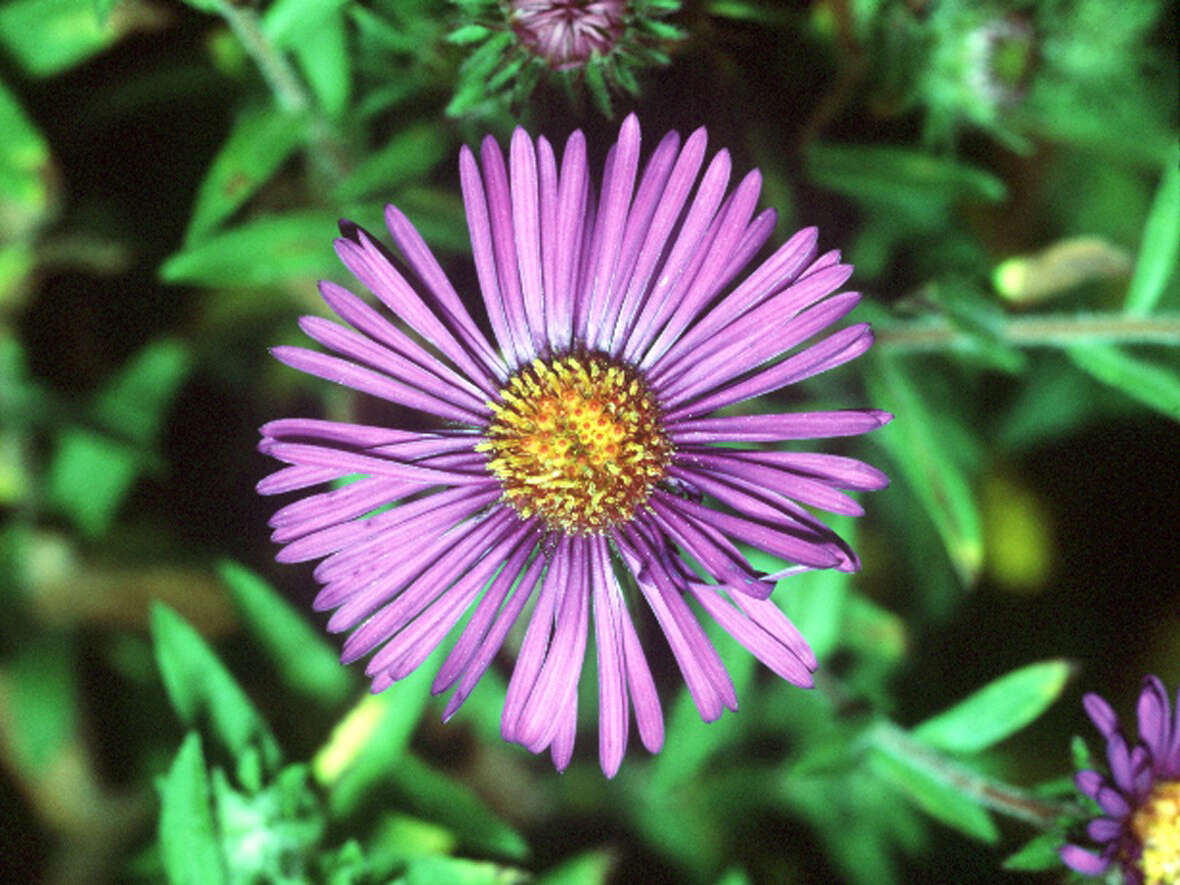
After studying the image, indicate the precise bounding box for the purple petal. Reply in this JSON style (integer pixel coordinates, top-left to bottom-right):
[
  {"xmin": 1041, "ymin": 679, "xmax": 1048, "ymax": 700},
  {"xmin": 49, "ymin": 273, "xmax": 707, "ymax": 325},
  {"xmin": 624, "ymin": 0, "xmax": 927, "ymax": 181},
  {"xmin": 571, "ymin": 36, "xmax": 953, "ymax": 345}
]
[
  {"xmin": 688, "ymin": 582, "xmax": 814, "ymax": 687},
  {"xmin": 269, "ymin": 477, "xmax": 413, "ymax": 542},
  {"xmin": 502, "ymin": 540, "xmax": 569, "ymax": 742},
  {"xmin": 689, "ymin": 449, "xmax": 890, "ymax": 492},
  {"xmin": 260, "ymin": 438, "xmax": 487, "ymax": 486},
  {"xmin": 509, "ymin": 128, "xmax": 547, "ymax": 354},
  {"xmin": 670, "ymin": 410, "xmax": 893, "ymax": 444},
  {"xmin": 442, "ymin": 551, "xmax": 548, "ymax": 721},
  {"xmin": 619, "ymin": 593, "xmax": 664, "ymax": 753},
  {"xmin": 479, "ymin": 134, "xmax": 534, "ymax": 364},
  {"xmin": 1137, "ymin": 675, "xmax": 1170, "ymax": 765},
  {"xmin": 257, "ymin": 464, "xmax": 345, "ymax": 495},
  {"xmin": 1084, "ymin": 692, "xmax": 1119, "ymax": 738},
  {"xmin": 672, "ymin": 450, "xmax": 865, "ymax": 516},
  {"xmin": 1095, "ymin": 785, "xmax": 1131, "ymax": 818},
  {"xmin": 731, "ymin": 590, "xmax": 819, "ymax": 671},
  {"xmin": 591, "ymin": 536, "xmax": 629, "ymax": 777},
  {"xmin": 382, "ymin": 205, "xmax": 507, "ymax": 384},
  {"xmin": 608, "ymin": 127, "xmax": 708, "ymax": 355},
  {"xmin": 1060, "ymin": 844, "xmax": 1111, "ymax": 875},
  {"xmin": 549, "ymin": 130, "xmax": 589, "ymax": 353},
  {"xmin": 550, "ymin": 689, "xmax": 578, "ymax": 772},
  {"xmin": 1075, "ymin": 769, "xmax": 1105, "ymax": 800}
]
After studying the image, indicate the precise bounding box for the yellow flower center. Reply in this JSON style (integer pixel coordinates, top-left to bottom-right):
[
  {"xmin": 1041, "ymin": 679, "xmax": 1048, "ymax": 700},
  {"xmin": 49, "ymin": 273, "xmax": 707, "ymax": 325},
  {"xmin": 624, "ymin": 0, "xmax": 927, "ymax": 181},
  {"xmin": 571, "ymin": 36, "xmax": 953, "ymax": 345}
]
[
  {"xmin": 1133, "ymin": 779, "xmax": 1180, "ymax": 885},
  {"xmin": 479, "ymin": 354, "xmax": 671, "ymax": 533}
]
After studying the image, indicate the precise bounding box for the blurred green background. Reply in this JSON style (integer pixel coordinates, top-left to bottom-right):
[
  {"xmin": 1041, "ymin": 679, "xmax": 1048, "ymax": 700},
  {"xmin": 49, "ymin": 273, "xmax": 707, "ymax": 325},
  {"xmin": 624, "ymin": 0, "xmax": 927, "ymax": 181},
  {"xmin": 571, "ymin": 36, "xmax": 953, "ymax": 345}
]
[{"xmin": 0, "ymin": 0, "xmax": 1177, "ymax": 882}]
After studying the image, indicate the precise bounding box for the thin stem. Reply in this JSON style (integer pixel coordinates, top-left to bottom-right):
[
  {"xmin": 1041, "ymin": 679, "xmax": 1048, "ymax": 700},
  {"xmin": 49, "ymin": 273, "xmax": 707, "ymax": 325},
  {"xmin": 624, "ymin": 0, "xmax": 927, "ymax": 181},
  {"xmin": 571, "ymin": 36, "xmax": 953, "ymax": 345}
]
[
  {"xmin": 876, "ymin": 311, "xmax": 1180, "ymax": 353},
  {"xmin": 869, "ymin": 721, "xmax": 1080, "ymax": 829},
  {"xmin": 217, "ymin": 3, "xmax": 309, "ymax": 113}
]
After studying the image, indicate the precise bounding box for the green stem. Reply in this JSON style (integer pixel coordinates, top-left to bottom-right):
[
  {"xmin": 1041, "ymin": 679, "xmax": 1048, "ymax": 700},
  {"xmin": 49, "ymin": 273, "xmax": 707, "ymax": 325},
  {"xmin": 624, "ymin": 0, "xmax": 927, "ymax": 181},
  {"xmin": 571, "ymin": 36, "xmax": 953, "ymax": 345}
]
[
  {"xmin": 217, "ymin": 3, "xmax": 309, "ymax": 113},
  {"xmin": 869, "ymin": 722, "xmax": 1079, "ymax": 829},
  {"xmin": 876, "ymin": 311, "xmax": 1180, "ymax": 353}
]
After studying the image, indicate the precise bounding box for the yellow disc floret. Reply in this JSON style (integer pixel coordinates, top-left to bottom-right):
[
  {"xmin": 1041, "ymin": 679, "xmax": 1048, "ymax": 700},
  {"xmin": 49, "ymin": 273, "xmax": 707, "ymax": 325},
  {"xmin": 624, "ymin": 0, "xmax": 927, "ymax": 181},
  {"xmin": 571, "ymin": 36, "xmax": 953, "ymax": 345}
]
[
  {"xmin": 479, "ymin": 354, "xmax": 671, "ymax": 533},
  {"xmin": 1133, "ymin": 779, "xmax": 1180, "ymax": 885}
]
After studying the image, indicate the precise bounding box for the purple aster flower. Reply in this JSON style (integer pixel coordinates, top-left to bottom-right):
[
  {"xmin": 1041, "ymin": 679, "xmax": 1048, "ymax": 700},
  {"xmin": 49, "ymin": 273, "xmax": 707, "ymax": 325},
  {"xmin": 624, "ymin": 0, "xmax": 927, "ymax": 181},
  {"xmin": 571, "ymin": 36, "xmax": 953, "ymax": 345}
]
[
  {"xmin": 1061, "ymin": 676, "xmax": 1180, "ymax": 883},
  {"xmin": 511, "ymin": 0, "xmax": 626, "ymax": 71},
  {"xmin": 257, "ymin": 114, "xmax": 891, "ymax": 776}
]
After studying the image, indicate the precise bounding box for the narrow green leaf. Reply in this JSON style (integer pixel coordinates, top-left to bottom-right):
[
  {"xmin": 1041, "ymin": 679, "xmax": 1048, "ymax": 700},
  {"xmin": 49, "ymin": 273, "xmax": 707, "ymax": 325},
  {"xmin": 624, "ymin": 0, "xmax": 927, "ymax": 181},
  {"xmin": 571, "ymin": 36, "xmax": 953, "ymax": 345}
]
[
  {"xmin": 263, "ymin": 0, "xmax": 345, "ymax": 48},
  {"xmin": 292, "ymin": 12, "xmax": 351, "ymax": 118},
  {"xmin": 185, "ymin": 106, "xmax": 307, "ymax": 244},
  {"xmin": 8, "ymin": 635, "xmax": 76, "ymax": 775},
  {"xmin": 584, "ymin": 60, "xmax": 612, "ymax": 117},
  {"xmin": 1002, "ymin": 831, "xmax": 1065, "ymax": 872},
  {"xmin": 399, "ymin": 856, "xmax": 528, "ymax": 885},
  {"xmin": 388, "ymin": 754, "xmax": 529, "ymax": 860},
  {"xmin": 160, "ymin": 212, "xmax": 338, "ymax": 287},
  {"xmin": 867, "ymin": 741, "xmax": 999, "ymax": 843},
  {"xmin": 156, "ymin": 733, "xmax": 227, "ymax": 885},
  {"xmin": 447, "ymin": 24, "xmax": 491, "ymax": 44},
  {"xmin": 150, "ymin": 602, "xmax": 282, "ymax": 772},
  {"xmin": 535, "ymin": 849, "xmax": 614, "ymax": 885},
  {"xmin": 333, "ymin": 124, "xmax": 449, "ymax": 203},
  {"xmin": 0, "ymin": 0, "xmax": 125, "ymax": 76},
  {"xmin": 218, "ymin": 560, "xmax": 352, "ymax": 706},
  {"xmin": 47, "ymin": 427, "xmax": 141, "ymax": 536},
  {"xmin": 92, "ymin": 339, "xmax": 192, "ymax": 446},
  {"xmin": 1066, "ymin": 342, "xmax": 1180, "ymax": 420},
  {"xmin": 446, "ymin": 32, "xmax": 514, "ymax": 117},
  {"xmin": 367, "ymin": 813, "xmax": 457, "ymax": 876},
  {"xmin": 1125, "ymin": 142, "xmax": 1180, "ymax": 315},
  {"xmin": 867, "ymin": 352, "xmax": 984, "ymax": 582},
  {"xmin": 912, "ymin": 660, "xmax": 1072, "ymax": 754},
  {"xmin": 0, "ymin": 78, "xmax": 52, "ymax": 237}
]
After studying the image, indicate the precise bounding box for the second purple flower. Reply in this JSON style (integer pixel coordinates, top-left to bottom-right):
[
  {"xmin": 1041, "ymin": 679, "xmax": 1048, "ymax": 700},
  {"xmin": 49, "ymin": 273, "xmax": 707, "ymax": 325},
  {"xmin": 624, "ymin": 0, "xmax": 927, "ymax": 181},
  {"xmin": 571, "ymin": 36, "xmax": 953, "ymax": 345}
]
[{"xmin": 258, "ymin": 114, "xmax": 891, "ymax": 776}]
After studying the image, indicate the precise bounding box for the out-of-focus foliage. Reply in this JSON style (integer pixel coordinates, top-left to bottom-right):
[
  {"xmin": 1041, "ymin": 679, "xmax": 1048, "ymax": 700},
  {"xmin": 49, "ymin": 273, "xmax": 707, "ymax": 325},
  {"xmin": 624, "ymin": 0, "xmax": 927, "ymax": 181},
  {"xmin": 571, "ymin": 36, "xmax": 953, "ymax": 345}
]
[{"xmin": 0, "ymin": 0, "xmax": 1176, "ymax": 881}]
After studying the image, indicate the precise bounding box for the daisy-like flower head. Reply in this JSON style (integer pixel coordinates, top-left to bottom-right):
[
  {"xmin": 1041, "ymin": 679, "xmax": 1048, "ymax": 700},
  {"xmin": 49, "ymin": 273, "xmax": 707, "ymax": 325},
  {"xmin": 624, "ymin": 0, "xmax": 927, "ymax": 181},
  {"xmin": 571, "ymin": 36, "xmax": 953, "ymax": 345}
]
[
  {"xmin": 1062, "ymin": 676, "xmax": 1180, "ymax": 883},
  {"xmin": 258, "ymin": 114, "xmax": 892, "ymax": 776}
]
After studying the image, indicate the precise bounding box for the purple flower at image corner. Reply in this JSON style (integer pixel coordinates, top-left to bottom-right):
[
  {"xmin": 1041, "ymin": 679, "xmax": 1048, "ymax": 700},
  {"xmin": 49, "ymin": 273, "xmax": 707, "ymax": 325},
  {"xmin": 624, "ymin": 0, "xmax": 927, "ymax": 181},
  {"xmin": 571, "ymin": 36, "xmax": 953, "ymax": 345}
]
[
  {"xmin": 1061, "ymin": 676, "xmax": 1180, "ymax": 884},
  {"xmin": 256, "ymin": 113, "xmax": 892, "ymax": 776}
]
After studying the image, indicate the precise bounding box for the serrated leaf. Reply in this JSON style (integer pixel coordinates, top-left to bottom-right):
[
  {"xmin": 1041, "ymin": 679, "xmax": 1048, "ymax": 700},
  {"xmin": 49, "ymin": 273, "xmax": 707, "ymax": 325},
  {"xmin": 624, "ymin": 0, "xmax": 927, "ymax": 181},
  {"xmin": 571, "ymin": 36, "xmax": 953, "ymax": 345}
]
[
  {"xmin": 47, "ymin": 427, "xmax": 141, "ymax": 536},
  {"xmin": 867, "ymin": 741, "xmax": 999, "ymax": 843},
  {"xmin": 0, "ymin": 0, "xmax": 126, "ymax": 76},
  {"xmin": 157, "ymin": 733, "xmax": 227, "ymax": 885},
  {"xmin": 1002, "ymin": 831, "xmax": 1065, "ymax": 871},
  {"xmin": 185, "ymin": 106, "xmax": 307, "ymax": 244},
  {"xmin": 1125, "ymin": 141, "xmax": 1180, "ymax": 315},
  {"xmin": 912, "ymin": 660, "xmax": 1071, "ymax": 754},
  {"xmin": 388, "ymin": 755, "xmax": 529, "ymax": 860},
  {"xmin": 218, "ymin": 560, "xmax": 352, "ymax": 706},
  {"xmin": 867, "ymin": 352, "xmax": 983, "ymax": 583},
  {"xmin": 151, "ymin": 602, "xmax": 282, "ymax": 773},
  {"xmin": 160, "ymin": 212, "xmax": 338, "ymax": 287},
  {"xmin": 1065, "ymin": 342, "xmax": 1180, "ymax": 420},
  {"xmin": 92, "ymin": 339, "xmax": 192, "ymax": 446},
  {"xmin": 333, "ymin": 124, "xmax": 449, "ymax": 203}
]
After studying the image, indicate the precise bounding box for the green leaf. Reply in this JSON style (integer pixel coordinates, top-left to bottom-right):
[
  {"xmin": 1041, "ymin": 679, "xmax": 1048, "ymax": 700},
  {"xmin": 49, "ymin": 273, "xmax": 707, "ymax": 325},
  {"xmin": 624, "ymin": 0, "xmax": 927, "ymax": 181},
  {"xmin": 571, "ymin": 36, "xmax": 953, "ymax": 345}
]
[
  {"xmin": 156, "ymin": 733, "xmax": 227, "ymax": 885},
  {"xmin": 447, "ymin": 24, "xmax": 491, "ymax": 45},
  {"xmin": 333, "ymin": 124, "xmax": 450, "ymax": 203},
  {"xmin": 1002, "ymin": 831, "xmax": 1065, "ymax": 872},
  {"xmin": 388, "ymin": 755, "xmax": 529, "ymax": 861},
  {"xmin": 263, "ymin": 0, "xmax": 346, "ymax": 49},
  {"xmin": 92, "ymin": 339, "xmax": 192, "ymax": 446},
  {"xmin": 47, "ymin": 427, "xmax": 141, "ymax": 536},
  {"xmin": 292, "ymin": 12, "xmax": 351, "ymax": 118},
  {"xmin": 867, "ymin": 352, "xmax": 984, "ymax": 583},
  {"xmin": 7, "ymin": 635, "xmax": 76, "ymax": 775},
  {"xmin": 160, "ymin": 212, "xmax": 338, "ymax": 287},
  {"xmin": 535, "ymin": 849, "xmax": 614, "ymax": 885},
  {"xmin": 1065, "ymin": 342, "xmax": 1180, "ymax": 420},
  {"xmin": 150, "ymin": 603, "xmax": 282, "ymax": 774},
  {"xmin": 912, "ymin": 660, "xmax": 1071, "ymax": 754},
  {"xmin": 446, "ymin": 32, "xmax": 514, "ymax": 117},
  {"xmin": 0, "ymin": 0, "xmax": 125, "ymax": 76},
  {"xmin": 367, "ymin": 814, "xmax": 457, "ymax": 877},
  {"xmin": 218, "ymin": 560, "xmax": 352, "ymax": 706},
  {"xmin": 867, "ymin": 739, "xmax": 999, "ymax": 843},
  {"xmin": 185, "ymin": 106, "xmax": 308, "ymax": 244},
  {"xmin": 0, "ymin": 78, "xmax": 52, "ymax": 238},
  {"xmin": 584, "ymin": 59, "xmax": 612, "ymax": 117},
  {"xmin": 398, "ymin": 856, "xmax": 528, "ymax": 885},
  {"xmin": 1125, "ymin": 142, "xmax": 1180, "ymax": 315}
]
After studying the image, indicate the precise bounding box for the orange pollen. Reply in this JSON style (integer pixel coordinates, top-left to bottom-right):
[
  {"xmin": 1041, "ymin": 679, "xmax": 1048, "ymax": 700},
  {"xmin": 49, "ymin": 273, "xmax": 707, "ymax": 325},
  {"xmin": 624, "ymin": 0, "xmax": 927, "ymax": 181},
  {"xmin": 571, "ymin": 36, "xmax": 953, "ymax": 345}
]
[
  {"xmin": 1132, "ymin": 778, "xmax": 1180, "ymax": 885},
  {"xmin": 478, "ymin": 354, "xmax": 672, "ymax": 534}
]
